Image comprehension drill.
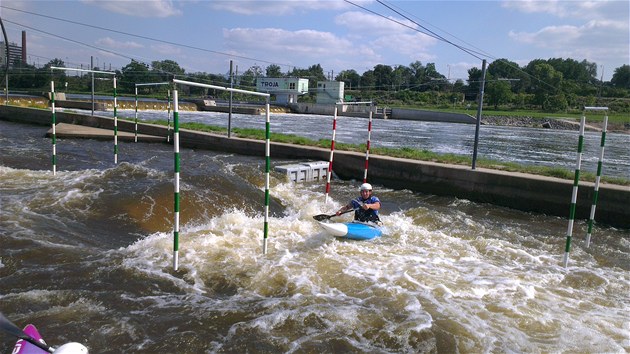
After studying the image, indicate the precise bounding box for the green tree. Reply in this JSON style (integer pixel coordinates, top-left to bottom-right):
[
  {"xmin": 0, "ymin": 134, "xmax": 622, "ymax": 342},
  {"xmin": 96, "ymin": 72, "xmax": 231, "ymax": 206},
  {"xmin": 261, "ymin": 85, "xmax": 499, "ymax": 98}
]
[
  {"xmin": 287, "ymin": 64, "xmax": 326, "ymax": 88},
  {"xmin": 544, "ymin": 93, "xmax": 568, "ymax": 112},
  {"xmin": 43, "ymin": 58, "xmax": 67, "ymax": 85},
  {"xmin": 265, "ymin": 64, "xmax": 283, "ymax": 78},
  {"xmin": 611, "ymin": 64, "xmax": 630, "ymax": 89},
  {"xmin": 360, "ymin": 70, "xmax": 376, "ymax": 90},
  {"xmin": 526, "ymin": 62, "xmax": 563, "ymax": 109},
  {"xmin": 466, "ymin": 66, "xmax": 484, "ymax": 99},
  {"xmin": 239, "ymin": 65, "xmax": 263, "ymax": 88},
  {"xmin": 392, "ymin": 65, "xmax": 413, "ymax": 90},
  {"xmin": 485, "ymin": 80, "xmax": 513, "ymax": 109},
  {"xmin": 547, "ymin": 58, "xmax": 594, "ymax": 84},
  {"xmin": 487, "ymin": 59, "xmax": 527, "ymax": 92},
  {"xmin": 373, "ymin": 64, "xmax": 393, "ymax": 90},
  {"xmin": 120, "ymin": 60, "xmax": 151, "ymax": 93},
  {"xmin": 335, "ymin": 69, "xmax": 360, "ymax": 89},
  {"xmin": 8, "ymin": 63, "xmax": 47, "ymax": 90},
  {"xmin": 151, "ymin": 59, "xmax": 185, "ymax": 81},
  {"xmin": 408, "ymin": 60, "xmax": 425, "ymax": 89}
]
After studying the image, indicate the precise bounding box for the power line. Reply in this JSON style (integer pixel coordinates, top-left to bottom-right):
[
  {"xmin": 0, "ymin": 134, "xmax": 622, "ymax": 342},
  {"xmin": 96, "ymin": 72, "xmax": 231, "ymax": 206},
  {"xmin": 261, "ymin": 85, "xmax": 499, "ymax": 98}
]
[
  {"xmin": 348, "ymin": 0, "xmax": 561, "ymax": 93},
  {"xmin": 1, "ymin": 5, "xmax": 295, "ymax": 70},
  {"xmin": 344, "ymin": 0, "xmax": 485, "ymax": 61},
  {"xmin": 3, "ymin": 19, "xmax": 139, "ymax": 66},
  {"xmin": 378, "ymin": 1, "xmax": 496, "ymax": 60}
]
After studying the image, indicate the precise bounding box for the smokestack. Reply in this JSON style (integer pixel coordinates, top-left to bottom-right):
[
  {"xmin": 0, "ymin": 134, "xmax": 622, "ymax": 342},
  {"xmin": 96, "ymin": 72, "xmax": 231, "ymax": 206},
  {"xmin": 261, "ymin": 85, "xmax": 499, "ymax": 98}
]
[{"xmin": 21, "ymin": 31, "xmax": 26, "ymax": 64}]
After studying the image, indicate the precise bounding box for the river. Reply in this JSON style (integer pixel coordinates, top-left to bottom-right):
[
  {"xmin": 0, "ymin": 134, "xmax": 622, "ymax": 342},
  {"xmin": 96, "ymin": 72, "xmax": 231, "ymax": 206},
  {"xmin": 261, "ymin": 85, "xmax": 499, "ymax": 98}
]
[
  {"xmin": 121, "ymin": 109, "xmax": 629, "ymax": 179},
  {"xmin": 0, "ymin": 115, "xmax": 628, "ymax": 353}
]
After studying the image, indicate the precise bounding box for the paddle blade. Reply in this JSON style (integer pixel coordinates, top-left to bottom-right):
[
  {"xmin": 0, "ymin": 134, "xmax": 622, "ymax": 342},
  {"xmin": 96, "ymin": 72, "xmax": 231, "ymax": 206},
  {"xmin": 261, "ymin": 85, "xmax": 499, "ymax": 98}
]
[
  {"xmin": 0, "ymin": 312, "xmax": 26, "ymax": 339},
  {"xmin": 0, "ymin": 312, "xmax": 53, "ymax": 353},
  {"xmin": 313, "ymin": 214, "xmax": 332, "ymax": 221}
]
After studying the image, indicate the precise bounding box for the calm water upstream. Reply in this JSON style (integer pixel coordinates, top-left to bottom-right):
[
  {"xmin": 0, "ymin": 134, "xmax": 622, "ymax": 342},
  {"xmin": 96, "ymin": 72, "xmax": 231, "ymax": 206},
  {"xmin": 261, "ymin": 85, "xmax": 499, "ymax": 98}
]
[
  {"xmin": 0, "ymin": 115, "xmax": 628, "ymax": 353},
  {"xmin": 118, "ymin": 109, "xmax": 629, "ymax": 179}
]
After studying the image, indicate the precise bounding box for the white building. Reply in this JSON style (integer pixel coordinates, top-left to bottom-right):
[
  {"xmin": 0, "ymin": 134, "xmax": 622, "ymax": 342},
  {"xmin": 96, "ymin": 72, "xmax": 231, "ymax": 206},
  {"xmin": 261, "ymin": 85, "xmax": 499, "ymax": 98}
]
[
  {"xmin": 315, "ymin": 81, "xmax": 345, "ymax": 104},
  {"xmin": 256, "ymin": 78, "xmax": 309, "ymax": 104}
]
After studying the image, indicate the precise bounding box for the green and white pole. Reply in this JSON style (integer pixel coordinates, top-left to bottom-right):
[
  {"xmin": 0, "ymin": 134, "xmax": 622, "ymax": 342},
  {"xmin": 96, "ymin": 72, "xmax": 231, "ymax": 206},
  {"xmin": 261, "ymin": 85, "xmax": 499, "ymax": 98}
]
[
  {"xmin": 263, "ymin": 98, "xmax": 271, "ymax": 255},
  {"xmin": 173, "ymin": 89, "xmax": 181, "ymax": 270},
  {"xmin": 113, "ymin": 77, "xmax": 118, "ymax": 163},
  {"xmin": 563, "ymin": 114, "xmax": 586, "ymax": 267},
  {"xmin": 134, "ymin": 86, "xmax": 138, "ymax": 143},
  {"xmin": 586, "ymin": 108, "xmax": 609, "ymax": 247},
  {"xmin": 167, "ymin": 90, "xmax": 172, "ymax": 143},
  {"xmin": 50, "ymin": 81, "xmax": 56, "ymax": 175}
]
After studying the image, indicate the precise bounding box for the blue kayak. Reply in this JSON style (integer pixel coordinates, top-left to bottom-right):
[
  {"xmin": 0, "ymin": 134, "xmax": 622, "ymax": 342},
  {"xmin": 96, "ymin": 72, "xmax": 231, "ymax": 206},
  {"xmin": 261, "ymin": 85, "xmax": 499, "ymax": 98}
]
[{"xmin": 318, "ymin": 221, "xmax": 382, "ymax": 240}]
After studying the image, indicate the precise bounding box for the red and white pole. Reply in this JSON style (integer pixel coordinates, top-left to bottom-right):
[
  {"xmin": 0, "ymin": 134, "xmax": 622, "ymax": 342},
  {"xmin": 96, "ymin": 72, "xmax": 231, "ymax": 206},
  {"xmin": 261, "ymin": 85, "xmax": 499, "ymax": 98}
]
[
  {"xmin": 363, "ymin": 108, "xmax": 373, "ymax": 182},
  {"xmin": 325, "ymin": 105, "xmax": 338, "ymax": 203}
]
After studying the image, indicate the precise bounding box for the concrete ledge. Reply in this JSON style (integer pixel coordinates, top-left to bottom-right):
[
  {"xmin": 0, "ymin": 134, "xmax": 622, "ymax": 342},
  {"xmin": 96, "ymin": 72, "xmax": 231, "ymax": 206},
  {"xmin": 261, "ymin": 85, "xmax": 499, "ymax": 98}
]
[
  {"xmin": 1, "ymin": 105, "xmax": 628, "ymax": 228},
  {"xmin": 54, "ymin": 100, "xmax": 107, "ymax": 111},
  {"xmin": 47, "ymin": 123, "xmax": 167, "ymax": 143}
]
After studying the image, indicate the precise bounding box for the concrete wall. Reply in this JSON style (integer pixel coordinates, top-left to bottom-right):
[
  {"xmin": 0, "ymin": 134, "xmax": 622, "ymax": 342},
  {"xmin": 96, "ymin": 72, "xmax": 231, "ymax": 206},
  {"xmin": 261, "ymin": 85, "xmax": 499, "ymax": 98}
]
[
  {"xmin": 390, "ymin": 108, "xmax": 476, "ymax": 123},
  {"xmin": 1, "ymin": 105, "xmax": 628, "ymax": 228}
]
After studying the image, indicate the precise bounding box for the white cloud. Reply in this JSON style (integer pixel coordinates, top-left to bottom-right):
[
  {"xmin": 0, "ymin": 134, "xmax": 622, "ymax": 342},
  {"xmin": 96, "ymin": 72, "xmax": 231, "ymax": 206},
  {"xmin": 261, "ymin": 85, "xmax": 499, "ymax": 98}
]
[
  {"xmin": 151, "ymin": 43, "xmax": 182, "ymax": 56},
  {"xmin": 209, "ymin": 0, "xmax": 356, "ymax": 16},
  {"xmin": 335, "ymin": 11, "xmax": 418, "ymax": 36},
  {"xmin": 509, "ymin": 18, "xmax": 628, "ymax": 68},
  {"xmin": 503, "ymin": 1, "xmax": 628, "ymax": 73},
  {"xmin": 95, "ymin": 37, "xmax": 144, "ymax": 49},
  {"xmin": 222, "ymin": 26, "xmax": 385, "ymax": 73},
  {"xmin": 82, "ymin": 0, "xmax": 182, "ymax": 18},
  {"xmin": 223, "ymin": 27, "xmax": 352, "ymax": 56},
  {"xmin": 502, "ymin": 0, "xmax": 629, "ymax": 24},
  {"xmin": 371, "ymin": 32, "xmax": 436, "ymax": 60}
]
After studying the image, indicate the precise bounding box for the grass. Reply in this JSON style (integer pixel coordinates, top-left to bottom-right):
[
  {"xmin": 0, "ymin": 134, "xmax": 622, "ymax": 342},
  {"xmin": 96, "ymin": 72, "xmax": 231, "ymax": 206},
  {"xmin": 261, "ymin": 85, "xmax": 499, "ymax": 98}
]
[{"xmin": 133, "ymin": 118, "xmax": 629, "ymax": 186}]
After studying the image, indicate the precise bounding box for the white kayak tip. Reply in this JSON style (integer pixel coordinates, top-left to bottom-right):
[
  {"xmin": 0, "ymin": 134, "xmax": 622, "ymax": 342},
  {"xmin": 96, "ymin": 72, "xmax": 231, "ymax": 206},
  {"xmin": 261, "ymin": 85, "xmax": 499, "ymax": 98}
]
[
  {"xmin": 54, "ymin": 342, "xmax": 89, "ymax": 354},
  {"xmin": 318, "ymin": 222, "xmax": 348, "ymax": 237}
]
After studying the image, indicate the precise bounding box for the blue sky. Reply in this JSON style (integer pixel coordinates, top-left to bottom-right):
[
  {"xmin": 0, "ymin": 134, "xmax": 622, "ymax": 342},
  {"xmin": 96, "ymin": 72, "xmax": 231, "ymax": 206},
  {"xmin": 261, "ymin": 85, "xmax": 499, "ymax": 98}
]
[{"xmin": 1, "ymin": 0, "xmax": 628, "ymax": 81}]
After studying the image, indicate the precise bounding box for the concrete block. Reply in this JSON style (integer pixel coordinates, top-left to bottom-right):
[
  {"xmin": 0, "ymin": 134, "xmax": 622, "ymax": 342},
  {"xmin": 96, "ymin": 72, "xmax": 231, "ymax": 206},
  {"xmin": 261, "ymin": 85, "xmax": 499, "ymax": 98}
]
[
  {"xmin": 275, "ymin": 164, "xmax": 310, "ymax": 182},
  {"xmin": 301, "ymin": 161, "xmax": 329, "ymax": 181},
  {"xmin": 274, "ymin": 161, "xmax": 329, "ymax": 182}
]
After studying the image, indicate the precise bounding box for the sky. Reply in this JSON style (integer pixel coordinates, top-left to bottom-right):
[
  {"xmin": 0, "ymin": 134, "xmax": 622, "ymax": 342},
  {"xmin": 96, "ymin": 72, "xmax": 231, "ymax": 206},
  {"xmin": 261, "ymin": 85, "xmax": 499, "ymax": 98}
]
[{"xmin": 0, "ymin": 0, "xmax": 628, "ymax": 82}]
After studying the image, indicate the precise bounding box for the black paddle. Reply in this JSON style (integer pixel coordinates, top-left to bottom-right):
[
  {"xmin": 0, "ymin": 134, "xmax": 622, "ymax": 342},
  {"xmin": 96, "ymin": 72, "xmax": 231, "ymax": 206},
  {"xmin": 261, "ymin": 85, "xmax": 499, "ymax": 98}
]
[
  {"xmin": 0, "ymin": 312, "xmax": 54, "ymax": 353},
  {"xmin": 313, "ymin": 208, "xmax": 355, "ymax": 221}
]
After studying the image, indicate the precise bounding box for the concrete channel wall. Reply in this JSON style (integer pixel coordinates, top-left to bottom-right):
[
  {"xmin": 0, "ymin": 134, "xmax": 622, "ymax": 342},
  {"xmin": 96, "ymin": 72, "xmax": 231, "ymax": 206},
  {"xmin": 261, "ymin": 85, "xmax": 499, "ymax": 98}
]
[{"xmin": 1, "ymin": 105, "xmax": 628, "ymax": 229}]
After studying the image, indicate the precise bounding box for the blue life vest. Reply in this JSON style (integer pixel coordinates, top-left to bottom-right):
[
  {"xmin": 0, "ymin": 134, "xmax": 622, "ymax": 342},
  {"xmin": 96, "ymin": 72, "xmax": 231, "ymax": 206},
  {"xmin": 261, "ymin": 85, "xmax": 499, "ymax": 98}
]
[{"xmin": 350, "ymin": 196, "xmax": 381, "ymax": 223}]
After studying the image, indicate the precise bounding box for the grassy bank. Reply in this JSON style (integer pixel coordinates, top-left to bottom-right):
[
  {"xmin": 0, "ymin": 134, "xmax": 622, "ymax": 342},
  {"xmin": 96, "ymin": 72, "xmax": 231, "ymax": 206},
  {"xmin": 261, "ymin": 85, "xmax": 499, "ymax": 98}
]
[
  {"xmin": 410, "ymin": 107, "xmax": 629, "ymax": 130},
  {"xmin": 137, "ymin": 119, "xmax": 629, "ymax": 186}
]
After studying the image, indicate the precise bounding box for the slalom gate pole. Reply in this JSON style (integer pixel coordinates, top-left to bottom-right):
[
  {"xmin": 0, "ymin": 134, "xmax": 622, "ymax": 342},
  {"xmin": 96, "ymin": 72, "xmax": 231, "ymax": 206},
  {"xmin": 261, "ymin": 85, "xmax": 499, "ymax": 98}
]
[
  {"xmin": 113, "ymin": 77, "xmax": 118, "ymax": 164},
  {"xmin": 263, "ymin": 99, "xmax": 271, "ymax": 254},
  {"xmin": 586, "ymin": 108, "xmax": 609, "ymax": 247},
  {"xmin": 50, "ymin": 81, "xmax": 56, "ymax": 175},
  {"xmin": 173, "ymin": 89, "xmax": 180, "ymax": 270},
  {"xmin": 134, "ymin": 86, "xmax": 138, "ymax": 143},
  {"xmin": 171, "ymin": 78, "xmax": 271, "ymax": 255},
  {"xmin": 363, "ymin": 107, "xmax": 373, "ymax": 183},
  {"xmin": 325, "ymin": 105, "xmax": 338, "ymax": 203},
  {"xmin": 167, "ymin": 90, "xmax": 172, "ymax": 142},
  {"xmin": 563, "ymin": 114, "xmax": 586, "ymax": 267}
]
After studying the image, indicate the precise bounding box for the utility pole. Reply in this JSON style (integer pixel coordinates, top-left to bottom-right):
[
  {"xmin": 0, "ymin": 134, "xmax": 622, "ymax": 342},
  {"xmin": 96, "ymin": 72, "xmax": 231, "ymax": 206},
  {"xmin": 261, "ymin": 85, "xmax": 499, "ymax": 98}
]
[
  {"xmin": 91, "ymin": 56, "xmax": 95, "ymax": 116},
  {"xmin": 471, "ymin": 59, "xmax": 487, "ymax": 170},
  {"xmin": 228, "ymin": 60, "xmax": 233, "ymax": 138}
]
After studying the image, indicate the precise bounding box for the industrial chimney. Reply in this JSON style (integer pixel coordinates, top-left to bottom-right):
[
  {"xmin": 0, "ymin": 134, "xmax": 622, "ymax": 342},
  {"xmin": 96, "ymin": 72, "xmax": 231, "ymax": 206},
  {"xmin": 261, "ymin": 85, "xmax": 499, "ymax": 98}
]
[{"xmin": 21, "ymin": 31, "xmax": 26, "ymax": 64}]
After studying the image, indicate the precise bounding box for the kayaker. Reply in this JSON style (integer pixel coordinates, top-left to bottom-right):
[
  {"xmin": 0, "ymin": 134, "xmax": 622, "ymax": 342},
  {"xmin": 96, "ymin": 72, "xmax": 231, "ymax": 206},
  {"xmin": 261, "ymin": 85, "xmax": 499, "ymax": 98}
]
[{"xmin": 336, "ymin": 183, "xmax": 381, "ymax": 223}]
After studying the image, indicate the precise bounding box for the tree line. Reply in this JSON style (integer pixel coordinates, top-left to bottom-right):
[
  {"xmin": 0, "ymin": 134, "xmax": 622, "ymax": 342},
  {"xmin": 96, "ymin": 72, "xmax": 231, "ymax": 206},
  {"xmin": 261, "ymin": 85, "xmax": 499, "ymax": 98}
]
[{"xmin": 5, "ymin": 57, "xmax": 630, "ymax": 113}]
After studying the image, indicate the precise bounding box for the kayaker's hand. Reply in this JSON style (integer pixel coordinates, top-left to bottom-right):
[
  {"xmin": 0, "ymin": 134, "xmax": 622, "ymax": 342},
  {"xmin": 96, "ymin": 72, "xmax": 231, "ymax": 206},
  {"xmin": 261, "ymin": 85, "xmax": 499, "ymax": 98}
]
[{"xmin": 335, "ymin": 211, "xmax": 341, "ymax": 216}]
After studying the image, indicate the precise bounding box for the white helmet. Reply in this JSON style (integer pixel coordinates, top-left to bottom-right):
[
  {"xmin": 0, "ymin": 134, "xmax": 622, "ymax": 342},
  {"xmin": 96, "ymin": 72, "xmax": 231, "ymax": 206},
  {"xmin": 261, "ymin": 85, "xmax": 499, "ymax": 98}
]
[
  {"xmin": 359, "ymin": 183, "xmax": 373, "ymax": 191},
  {"xmin": 54, "ymin": 342, "xmax": 89, "ymax": 354}
]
